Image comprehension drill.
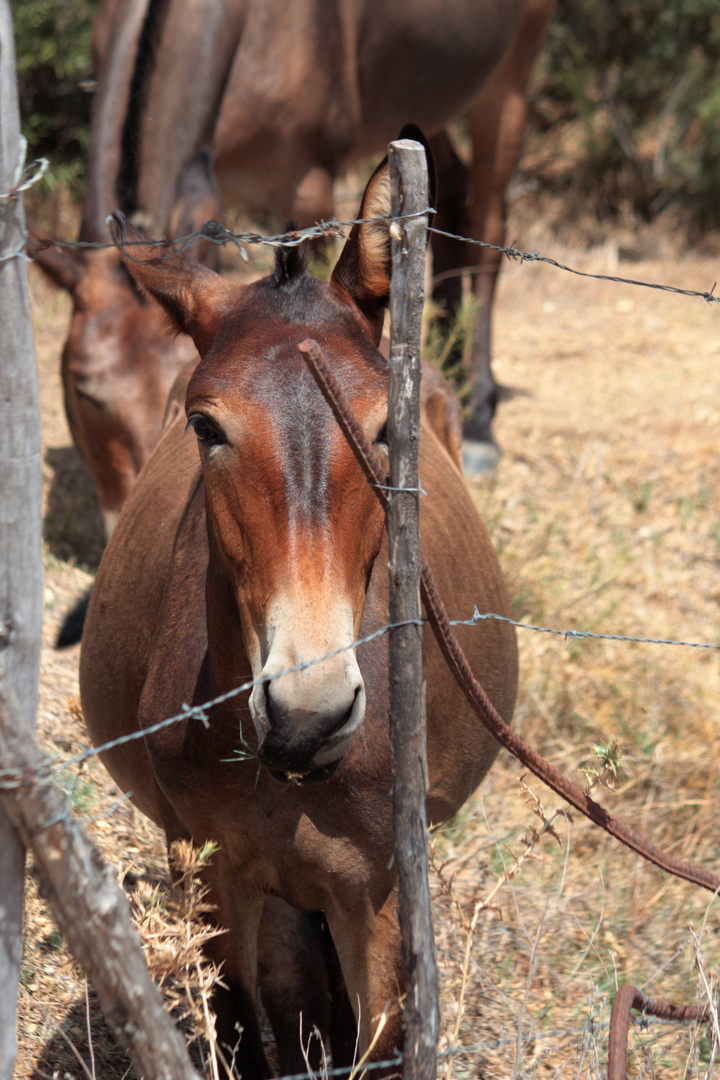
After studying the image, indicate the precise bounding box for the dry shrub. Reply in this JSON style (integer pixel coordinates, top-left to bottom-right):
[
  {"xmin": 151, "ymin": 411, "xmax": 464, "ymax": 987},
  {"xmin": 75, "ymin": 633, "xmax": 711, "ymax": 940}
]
[{"xmin": 126, "ymin": 840, "xmax": 224, "ymax": 1067}]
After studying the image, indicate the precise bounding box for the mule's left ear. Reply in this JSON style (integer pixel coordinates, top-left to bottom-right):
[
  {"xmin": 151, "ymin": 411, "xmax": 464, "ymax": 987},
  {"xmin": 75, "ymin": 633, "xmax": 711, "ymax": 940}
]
[
  {"xmin": 108, "ymin": 211, "xmax": 238, "ymax": 352},
  {"xmin": 331, "ymin": 126, "xmax": 436, "ymax": 345}
]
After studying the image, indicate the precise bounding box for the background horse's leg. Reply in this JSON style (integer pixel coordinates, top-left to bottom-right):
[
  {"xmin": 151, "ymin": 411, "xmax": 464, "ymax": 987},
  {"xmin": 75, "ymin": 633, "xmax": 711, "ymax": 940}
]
[
  {"xmin": 429, "ymin": 130, "xmax": 470, "ymax": 338},
  {"xmin": 463, "ymin": 0, "xmax": 556, "ymax": 470}
]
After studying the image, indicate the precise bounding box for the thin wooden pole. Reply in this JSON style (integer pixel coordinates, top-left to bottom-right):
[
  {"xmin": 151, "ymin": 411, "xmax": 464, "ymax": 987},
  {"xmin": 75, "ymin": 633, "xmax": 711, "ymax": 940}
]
[
  {"xmin": 0, "ymin": 686, "xmax": 203, "ymax": 1080},
  {"xmin": 0, "ymin": 5, "xmax": 43, "ymax": 1075},
  {"xmin": 387, "ymin": 138, "xmax": 438, "ymax": 1080}
]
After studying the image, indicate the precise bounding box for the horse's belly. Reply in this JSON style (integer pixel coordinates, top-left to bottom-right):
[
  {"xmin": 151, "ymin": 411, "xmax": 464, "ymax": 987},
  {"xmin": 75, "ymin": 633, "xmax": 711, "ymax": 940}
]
[{"xmin": 353, "ymin": 0, "xmax": 527, "ymax": 156}]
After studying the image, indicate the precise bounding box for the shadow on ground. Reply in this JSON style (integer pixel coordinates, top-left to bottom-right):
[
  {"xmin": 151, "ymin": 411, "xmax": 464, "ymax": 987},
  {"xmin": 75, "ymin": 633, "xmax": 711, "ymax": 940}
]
[
  {"xmin": 27, "ymin": 995, "xmax": 130, "ymax": 1080},
  {"xmin": 44, "ymin": 446, "xmax": 104, "ymax": 570}
]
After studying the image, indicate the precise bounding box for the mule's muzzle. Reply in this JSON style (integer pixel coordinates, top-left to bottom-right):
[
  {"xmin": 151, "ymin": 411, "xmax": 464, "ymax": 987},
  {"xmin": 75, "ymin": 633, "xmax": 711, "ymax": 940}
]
[{"xmin": 254, "ymin": 679, "xmax": 365, "ymax": 783}]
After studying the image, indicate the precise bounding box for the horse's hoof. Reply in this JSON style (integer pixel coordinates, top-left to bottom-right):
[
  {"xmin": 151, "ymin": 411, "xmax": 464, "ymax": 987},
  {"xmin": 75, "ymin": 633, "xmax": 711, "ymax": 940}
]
[{"xmin": 461, "ymin": 439, "xmax": 501, "ymax": 475}]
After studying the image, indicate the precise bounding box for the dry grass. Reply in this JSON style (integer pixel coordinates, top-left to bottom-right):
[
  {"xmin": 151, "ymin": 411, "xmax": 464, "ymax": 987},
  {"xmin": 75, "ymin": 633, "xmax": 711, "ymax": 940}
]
[{"xmin": 17, "ymin": 201, "xmax": 720, "ymax": 1079}]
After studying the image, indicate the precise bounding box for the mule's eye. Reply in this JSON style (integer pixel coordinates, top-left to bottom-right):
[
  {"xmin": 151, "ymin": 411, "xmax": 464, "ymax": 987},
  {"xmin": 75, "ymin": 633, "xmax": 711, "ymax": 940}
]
[
  {"xmin": 188, "ymin": 413, "xmax": 225, "ymax": 446},
  {"xmin": 375, "ymin": 423, "xmax": 388, "ymax": 447},
  {"xmin": 74, "ymin": 386, "xmax": 104, "ymax": 410}
]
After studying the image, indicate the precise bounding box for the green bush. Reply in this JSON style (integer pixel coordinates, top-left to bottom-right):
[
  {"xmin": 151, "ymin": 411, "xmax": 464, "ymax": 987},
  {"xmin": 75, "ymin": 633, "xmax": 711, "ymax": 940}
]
[
  {"xmin": 12, "ymin": 0, "xmax": 99, "ymax": 194},
  {"xmin": 531, "ymin": 0, "xmax": 720, "ymax": 223}
]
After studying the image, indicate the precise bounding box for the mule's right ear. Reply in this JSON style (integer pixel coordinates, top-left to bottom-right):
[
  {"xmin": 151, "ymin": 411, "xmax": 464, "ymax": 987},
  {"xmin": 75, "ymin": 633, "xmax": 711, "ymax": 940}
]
[
  {"xmin": 26, "ymin": 223, "xmax": 86, "ymax": 295},
  {"xmin": 331, "ymin": 127, "xmax": 435, "ymax": 345},
  {"xmin": 330, "ymin": 156, "xmax": 392, "ymax": 344},
  {"xmin": 109, "ymin": 211, "xmax": 239, "ymax": 352}
]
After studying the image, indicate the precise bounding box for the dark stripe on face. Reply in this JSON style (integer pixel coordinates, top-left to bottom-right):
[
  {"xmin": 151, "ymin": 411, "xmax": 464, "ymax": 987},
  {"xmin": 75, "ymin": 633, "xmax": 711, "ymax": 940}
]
[{"xmin": 277, "ymin": 379, "xmax": 331, "ymax": 526}]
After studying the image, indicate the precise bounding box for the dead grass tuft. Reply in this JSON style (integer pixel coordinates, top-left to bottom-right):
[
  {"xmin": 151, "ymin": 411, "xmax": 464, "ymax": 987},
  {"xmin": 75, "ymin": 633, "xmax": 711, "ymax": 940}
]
[{"xmin": 127, "ymin": 840, "xmax": 224, "ymax": 1059}]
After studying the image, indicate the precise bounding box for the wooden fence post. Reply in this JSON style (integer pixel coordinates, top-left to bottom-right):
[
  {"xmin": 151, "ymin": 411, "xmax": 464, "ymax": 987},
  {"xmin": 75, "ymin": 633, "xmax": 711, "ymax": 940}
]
[
  {"xmin": 0, "ymin": 4, "xmax": 43, "ymax": 1075},
  {"xmin": 388, "ymin": 138, "xmax": 438, "ymax": 1080},
  {"xmin": 0, "ymin": 687, "xmax": 204, "ymax": 1080}
]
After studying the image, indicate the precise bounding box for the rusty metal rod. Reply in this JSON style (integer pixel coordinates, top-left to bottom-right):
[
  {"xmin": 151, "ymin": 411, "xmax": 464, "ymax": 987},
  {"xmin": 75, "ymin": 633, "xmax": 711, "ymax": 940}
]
[
  {"xmin": 608, "ymin": 983, "xmax": 714, "ymax": 1080},
  {"xmin": 298, "ymin": 337, "xmax": 720, "ymax": 897}
]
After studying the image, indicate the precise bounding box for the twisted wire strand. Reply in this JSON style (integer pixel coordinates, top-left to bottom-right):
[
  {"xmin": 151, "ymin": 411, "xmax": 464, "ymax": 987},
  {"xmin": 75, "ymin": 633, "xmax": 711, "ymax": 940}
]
[{"xmin": 6, "ymin": 156, "xmax": 715, "ymax": 305}]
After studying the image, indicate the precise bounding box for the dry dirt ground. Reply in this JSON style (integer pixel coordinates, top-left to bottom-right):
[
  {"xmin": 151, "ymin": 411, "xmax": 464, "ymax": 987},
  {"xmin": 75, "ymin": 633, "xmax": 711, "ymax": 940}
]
[{"xmin": 15, "ymin": 200, "xmax": 720, "ymax": 1079}]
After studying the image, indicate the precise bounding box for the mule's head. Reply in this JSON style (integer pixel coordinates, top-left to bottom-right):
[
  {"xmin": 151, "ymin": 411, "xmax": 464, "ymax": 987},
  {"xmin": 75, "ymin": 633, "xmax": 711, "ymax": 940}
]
[{"xmin": 112, "ymin": 137, "xmax": 433, "ymax": 783}]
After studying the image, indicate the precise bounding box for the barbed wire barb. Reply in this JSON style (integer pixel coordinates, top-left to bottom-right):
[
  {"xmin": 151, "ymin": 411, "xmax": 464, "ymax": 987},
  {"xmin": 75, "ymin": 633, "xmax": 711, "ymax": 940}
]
[
  {"xmin": 427, "ymin": 224, "xmax": 720, "ymax": 305},
  {"xmin": 22, "ymin": 199, "xmax": 720, "ymax": 308}
]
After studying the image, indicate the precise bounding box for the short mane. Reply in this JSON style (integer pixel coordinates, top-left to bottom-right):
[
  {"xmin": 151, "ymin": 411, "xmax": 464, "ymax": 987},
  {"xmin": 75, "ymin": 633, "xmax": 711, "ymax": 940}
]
[{"xmin": 273, "ymin": 227, "xmax": 308, "ymax": 286}]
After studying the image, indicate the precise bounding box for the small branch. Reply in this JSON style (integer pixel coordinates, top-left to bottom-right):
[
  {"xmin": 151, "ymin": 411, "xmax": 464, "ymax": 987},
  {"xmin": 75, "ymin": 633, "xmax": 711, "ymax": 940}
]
[{"xmin": 0, "ymin": 684, "xmax": 201, "ymax": 1080}]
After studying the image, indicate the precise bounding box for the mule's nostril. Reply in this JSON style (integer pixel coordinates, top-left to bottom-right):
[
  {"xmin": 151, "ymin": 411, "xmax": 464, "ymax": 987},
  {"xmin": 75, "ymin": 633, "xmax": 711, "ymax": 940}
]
[
  {"xmin": 263, "ymin": 680, "xmax": 361, "ymax": 737},
  {"xmin": 321, "ymin": 684, "xmax": 361, "ymax": 740}
]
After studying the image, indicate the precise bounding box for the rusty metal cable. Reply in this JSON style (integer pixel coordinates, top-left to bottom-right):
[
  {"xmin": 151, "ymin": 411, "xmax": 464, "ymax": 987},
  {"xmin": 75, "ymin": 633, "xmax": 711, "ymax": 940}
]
[
  {"xmin": 607, "ymin": 984, "xmax": 714, "ymax": 1080},
  {"xmin": 298, "ymin": 338, "xmax": 720, "ymax": 896}
]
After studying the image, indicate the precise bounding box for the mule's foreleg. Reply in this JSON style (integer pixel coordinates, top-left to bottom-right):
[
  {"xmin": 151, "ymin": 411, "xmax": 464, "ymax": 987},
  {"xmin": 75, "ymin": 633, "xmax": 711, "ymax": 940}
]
[
  {"xmin": 326, "ymin": 884, "xmax": 404, "ymax": 1075},
  {"xmin": 257, "ymin": 899, "xmax": 332, "ymax": 1075},
  {"xmin": 201, "ymin": 876, "xmax": 271, "ymax": 1077}
]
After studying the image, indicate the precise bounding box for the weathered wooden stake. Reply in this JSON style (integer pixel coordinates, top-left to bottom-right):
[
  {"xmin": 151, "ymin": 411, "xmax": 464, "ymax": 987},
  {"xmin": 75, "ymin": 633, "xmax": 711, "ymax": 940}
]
[
  {"xmin": 0, "ymin": 686, "xmax": 203, "ymax": 1080},
  {"xmin": 0, "ymin": 5, "xmax": 43, "ymax": 1075},
  {"xmin": 388, "ymin": 138, "xmax": 438, "ymax": 1080}
]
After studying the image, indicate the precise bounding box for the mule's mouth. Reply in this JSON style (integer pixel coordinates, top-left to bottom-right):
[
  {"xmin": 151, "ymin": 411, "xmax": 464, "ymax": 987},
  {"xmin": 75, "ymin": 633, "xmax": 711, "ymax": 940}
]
[{"xmin": 267, "ymin": 757, "xmax": 343, "ymax": 786}]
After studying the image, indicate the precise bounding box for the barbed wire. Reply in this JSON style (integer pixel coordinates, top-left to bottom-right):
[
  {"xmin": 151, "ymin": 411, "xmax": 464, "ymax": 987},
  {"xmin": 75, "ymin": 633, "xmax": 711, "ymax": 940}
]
[
  {"xmin": 30, "ymin": 208, "xmax": 432, "ymax": 265},
  {"xmin": 0, "ymin": 619, "xmax": 416, "ymax": 794},
  {"xmin": 13, "ymin": 148, "xmax": 719, "ymax": 304},
  {"xmin": 0, "ymin": 607, "xmax": 714, "ymax": 797},
  {"xmin": 50, "ymin": 609, "xmax": 720, "ymax": 777},
  {"xmin": 427, "ymin": 224, "xmax": 720, "ymax": 305},
  {"xmin": 456, "ymin": 608, "xmax": 720, "ymax": 651}
]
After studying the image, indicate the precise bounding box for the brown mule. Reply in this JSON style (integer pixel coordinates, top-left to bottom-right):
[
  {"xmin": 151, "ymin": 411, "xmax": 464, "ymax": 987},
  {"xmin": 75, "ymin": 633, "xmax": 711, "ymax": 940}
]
[
  {"xmin": 31, "ymin": 0, "xmax": 555, "ymax": 543},
  {"xmin": 79, "ymin": 143, "xmax": 518, "ymax": 1074}
]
